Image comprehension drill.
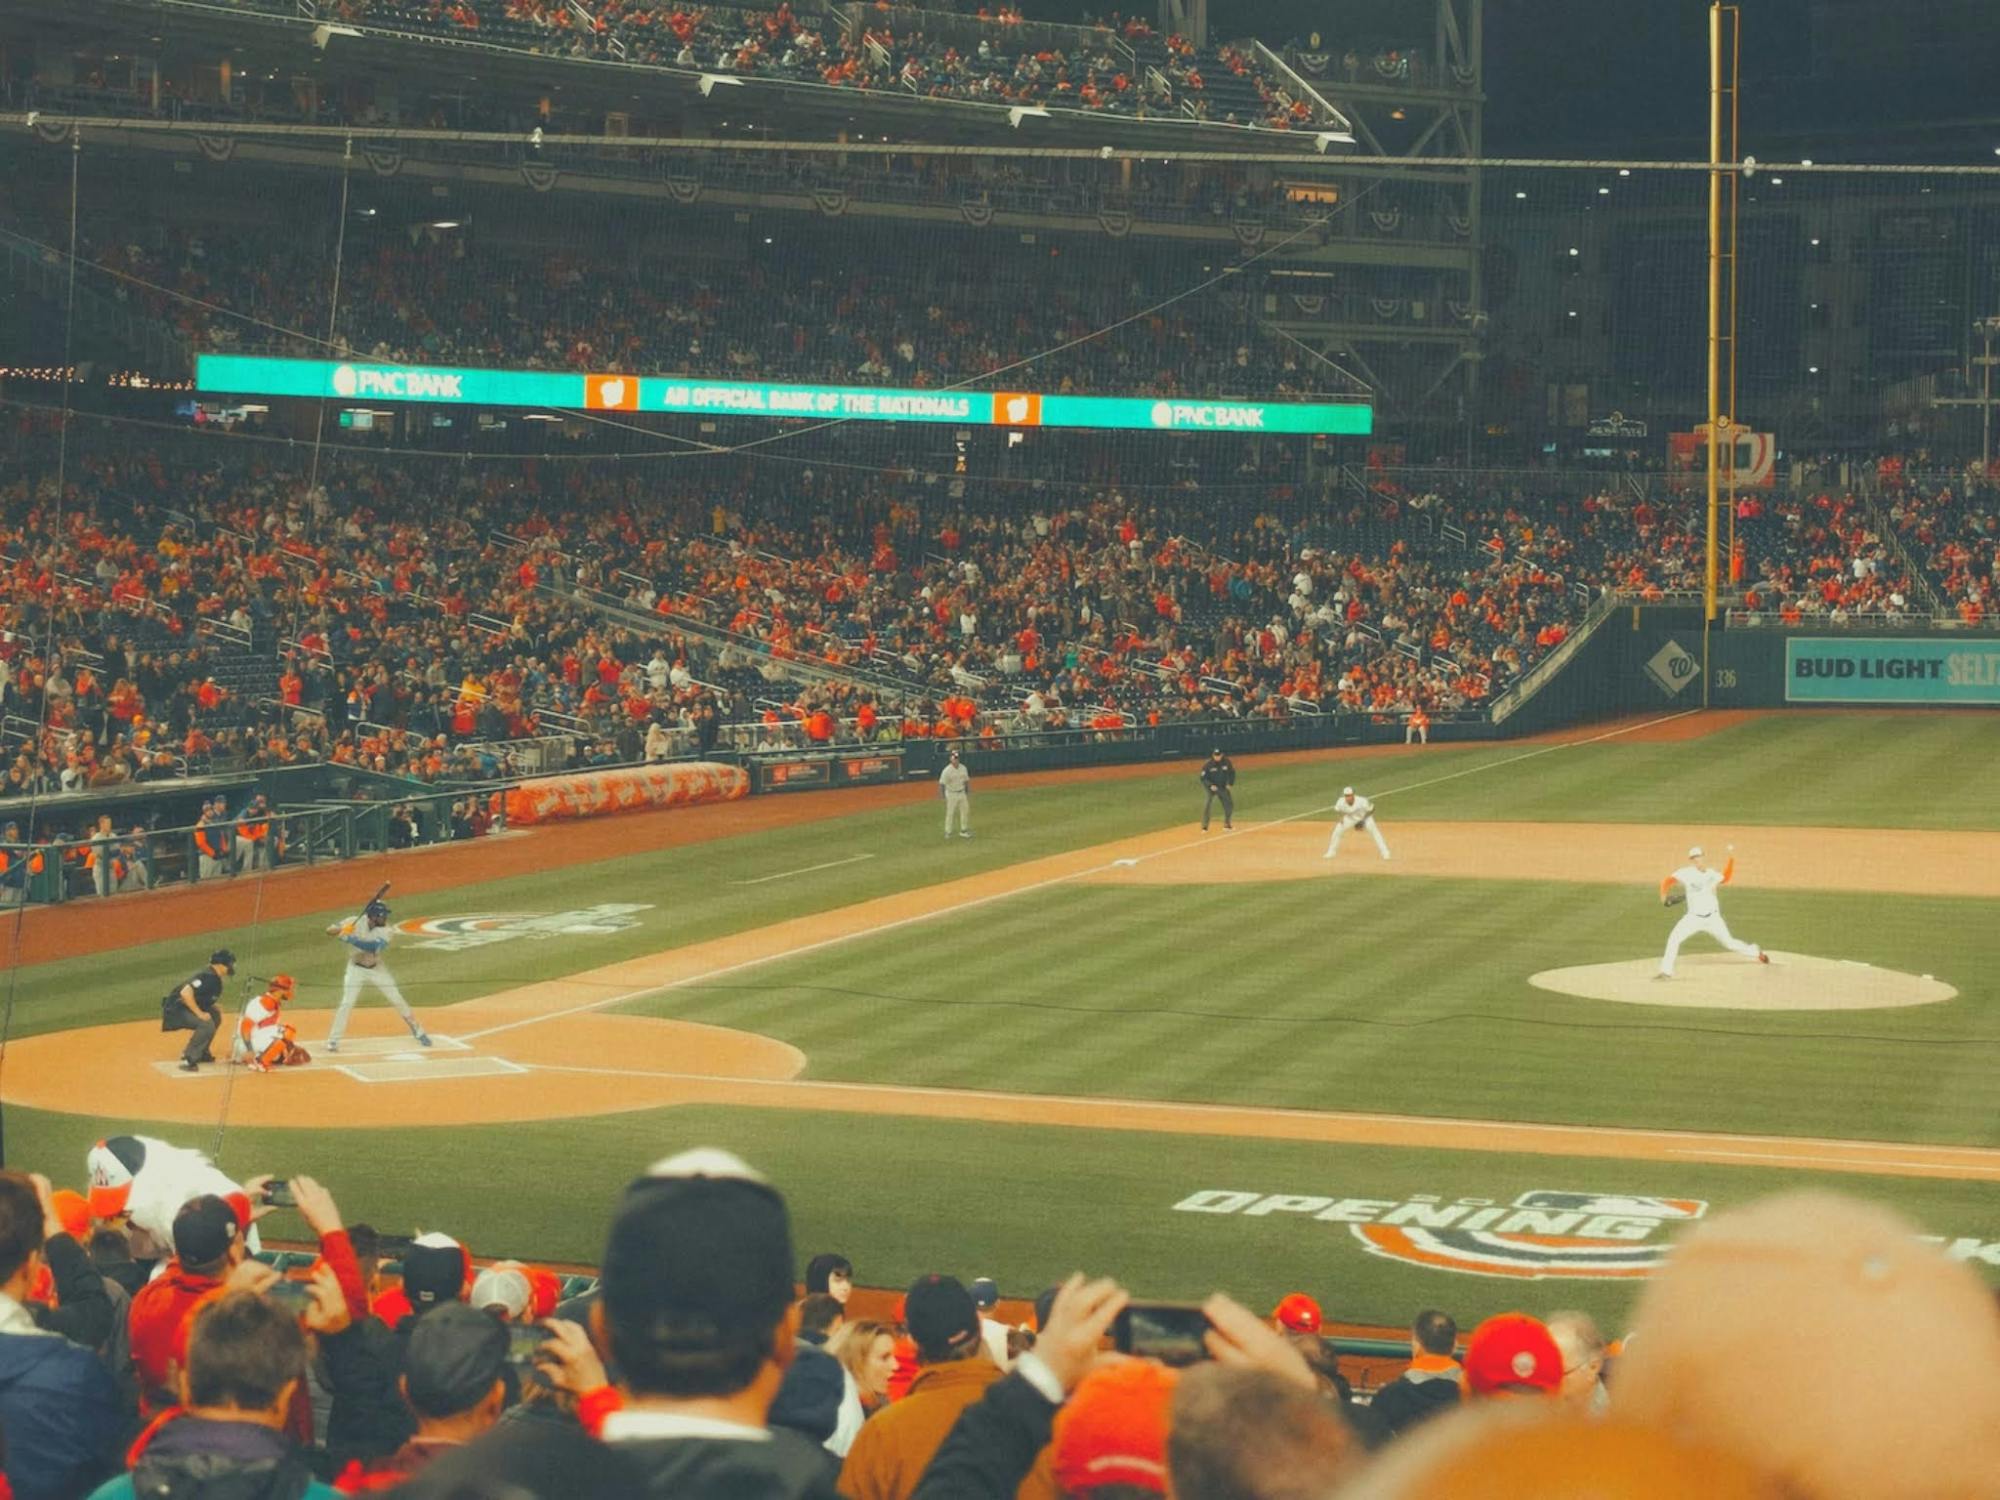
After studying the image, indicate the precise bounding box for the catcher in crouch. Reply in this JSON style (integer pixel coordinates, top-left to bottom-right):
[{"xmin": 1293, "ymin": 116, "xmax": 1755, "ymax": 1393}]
[
  {"xmin": 1656, "ymin": 844, "xmax": 1769, "ymax": 979},
  {"xmin": 325, "ymin": 897, "xmax": 431, "ymax": 1052},
  {"xmin": 237, "ymin": 974, "xmax": 311, "ymax": 1071}
]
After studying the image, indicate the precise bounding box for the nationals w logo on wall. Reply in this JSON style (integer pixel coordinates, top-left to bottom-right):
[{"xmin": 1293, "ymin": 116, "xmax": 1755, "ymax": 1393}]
[
  {"xmin": 395, "ymin": 904, "xmax": 653, "ymax": 951},
  {"xmin": 1174, "ymin": 1188, "xmax": 1709, "ymax": 1281}
]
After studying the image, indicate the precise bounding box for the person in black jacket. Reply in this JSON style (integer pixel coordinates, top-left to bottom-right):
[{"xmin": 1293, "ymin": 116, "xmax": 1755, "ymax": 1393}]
[
  {"xmin": 160, "ymin": 950, "xmax": 235, "ymax": 1073},
  {"xmin": 395, "ymin": 1147, "xmax": 840, "ymax": 1500},
  {"xmin": 1199, "ymin": 749, "xmax": 1236, "ymax": 831},
  {"xmin": 1365, "ymin": 1308, "xmax": 1462, "ymax": 1439}
]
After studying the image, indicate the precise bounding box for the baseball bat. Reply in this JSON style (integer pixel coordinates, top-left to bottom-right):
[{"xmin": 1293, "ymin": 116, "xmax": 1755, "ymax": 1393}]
[{"xmin": 367, "ymin": 880, "xmax": 392, "ymax": 905}]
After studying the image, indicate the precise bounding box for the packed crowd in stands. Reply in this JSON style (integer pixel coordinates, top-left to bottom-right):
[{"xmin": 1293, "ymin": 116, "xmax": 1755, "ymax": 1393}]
[
  {"xmin": 3, "ymin": 1135, "xmax": 1994, "ymax": 1498},
  {"xmin": 1873, "ymin": 454, "xmax": 2000, "ymax": 623},
  {"xmin": 10, "ymin": 408, "xmax": 2000, "ymax": 847},
  {"xmin": 28, "ymin": 215, "xmax": 1329, "ymax": 401},
  {"xmin": 281, "ymin": 0, "xmax": 1327, "ymax": 131}
]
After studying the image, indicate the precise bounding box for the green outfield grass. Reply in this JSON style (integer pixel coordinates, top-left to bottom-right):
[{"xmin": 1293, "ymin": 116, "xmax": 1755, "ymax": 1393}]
[
  {"xmin": 4, "ymin": 711, "xmax": 1998, "ymax": 1324},
  {"xmin": 5, "ymin": 1102, "xmax": 1994, "ymax": 1330}
]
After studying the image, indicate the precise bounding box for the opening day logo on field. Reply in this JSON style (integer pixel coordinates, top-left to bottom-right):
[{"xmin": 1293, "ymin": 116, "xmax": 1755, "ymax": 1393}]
[
  {"xmin": 1174, "ymin": 1186, "xmax": 2000, "ymax": 1280},
  {"xmin": 395, "ymin": 903, "xmax": 653, "ymax": 951}
]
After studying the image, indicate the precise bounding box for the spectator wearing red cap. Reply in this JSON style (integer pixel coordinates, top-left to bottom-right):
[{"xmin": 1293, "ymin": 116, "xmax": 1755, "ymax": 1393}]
[
  {"xmin": 839, "ymin": 1275, "xmax": 1002, "ymax": 1500},
  {"xmin": 1461, "ymin": 1314, "xmax": 1564, "ymax": 1400},
  {"xmin": 1051, "ymin": 1359, "xmax": 1178, "ymax": 1496},
  {"xmin": 1270, "ymin": 1293, "xmax": 1384, "ymax": 1445},
  {"xmin": 1271, "ymin": 1292, "xmax": 1321, "ymax": 1337}
]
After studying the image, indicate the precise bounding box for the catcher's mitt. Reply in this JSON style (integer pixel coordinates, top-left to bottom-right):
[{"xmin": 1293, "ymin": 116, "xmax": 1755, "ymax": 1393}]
[
  {"xmin": 1662, "ymin": 888, "xmax": 1686, "ymax": 908},
  {"xmin": 285, "ymin": 1042, "xmax": 312, "ymax": 1066}
]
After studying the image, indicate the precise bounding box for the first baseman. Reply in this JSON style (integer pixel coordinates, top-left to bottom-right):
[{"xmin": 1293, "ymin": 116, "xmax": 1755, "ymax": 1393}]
[
  {"xmin": 1324, "ymin": 786, "xmax": 1391, "ymax": 860},
  {"xmin": 325, "ymin": 896, "xmax": 430, "ymax": 1051},
  {"xmin": 940, "ymin": 747, "xmax": 972, "ymax": 839},
  {"xmin": 1656, "ymin": 844, "xmax": 1767, "ymax": 978}
]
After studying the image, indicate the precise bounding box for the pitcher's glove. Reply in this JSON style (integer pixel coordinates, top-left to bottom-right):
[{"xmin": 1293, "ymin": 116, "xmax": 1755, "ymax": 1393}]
[{"xmin": 1662, "ymin": 888, "xmax": 1686, "ymax": 908}]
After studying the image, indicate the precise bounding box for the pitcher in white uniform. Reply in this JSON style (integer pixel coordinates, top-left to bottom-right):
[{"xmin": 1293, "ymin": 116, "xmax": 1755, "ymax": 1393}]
[
  {"xmin": 1656, "ymin": 845, "xmax": 1768, "ymax": 978},
  {"xmin": 939, "ymin": 748, "xmax": 972, "ymax": 839},
  {"xmin": 1324, "ymin": 786, "xmax": 1391, "ymax": 860}
]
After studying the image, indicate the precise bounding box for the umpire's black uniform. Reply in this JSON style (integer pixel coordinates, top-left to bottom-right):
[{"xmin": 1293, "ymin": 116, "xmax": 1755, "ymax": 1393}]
[
  {"xmin": 161, "ymin": 950, "xmax": 234, "ymax": 1070},
  {"xmin": 1200, "ymin": 750, "xmax": 1237, "ymax": 830}
]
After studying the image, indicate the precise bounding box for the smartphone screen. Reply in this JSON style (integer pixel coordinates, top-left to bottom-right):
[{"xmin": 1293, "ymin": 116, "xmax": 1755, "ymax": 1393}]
[
  {"xmin": 266, "ymin": 1277, "xmax": 313, "ymax": 1309},
  {"xmin": 1114, "ymin": 1302, "xmax": 1211, "ymax": 1367},
  {"xmin": 263, "ymin": 1181, "xmax": 296, "ymax": 1209},
  {"xmin": 506, "ymin": 1323, "xmax": 549, "ymax": 1364}
]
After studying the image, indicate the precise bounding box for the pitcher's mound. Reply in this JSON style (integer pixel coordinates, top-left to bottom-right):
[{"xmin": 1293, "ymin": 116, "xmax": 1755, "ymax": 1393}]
[{"xmin": 1529, "ymin": 953, "xmax": 1957, "ymax": 1012}]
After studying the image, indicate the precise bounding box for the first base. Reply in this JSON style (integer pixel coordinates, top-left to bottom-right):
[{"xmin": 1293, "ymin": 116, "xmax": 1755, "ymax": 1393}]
[{"xmin": 1111, "ymin": 858, "xmax": 1139, "ymax": 868}]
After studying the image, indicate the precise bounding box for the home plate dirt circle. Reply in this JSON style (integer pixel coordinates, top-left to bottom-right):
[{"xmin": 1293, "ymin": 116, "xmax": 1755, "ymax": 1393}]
[
  {"xmin": 0, "ymin": 1007, "xmax": 805, "ymax": 1129},
  {"xmin": 1530, "ymin": 953, "xmax": 1958, "ymax": 1012}
]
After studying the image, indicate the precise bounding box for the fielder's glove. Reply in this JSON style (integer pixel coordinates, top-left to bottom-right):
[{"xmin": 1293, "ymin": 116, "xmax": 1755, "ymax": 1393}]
[{"xmin": 1662, "ymin": 888, "xmax": 1686, "ymax": 908}]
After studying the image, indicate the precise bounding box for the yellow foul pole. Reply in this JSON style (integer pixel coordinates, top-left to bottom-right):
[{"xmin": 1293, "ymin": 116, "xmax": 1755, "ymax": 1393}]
[{"xmin": 1705, "ymin": 3, "xmax": 1723, "ymax": 626}]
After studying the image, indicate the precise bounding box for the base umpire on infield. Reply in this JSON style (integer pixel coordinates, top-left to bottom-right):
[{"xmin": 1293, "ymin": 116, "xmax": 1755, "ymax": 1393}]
[{"xmin": 1200, "ymin": 748, "xmax": 1236, "ymax": 831}]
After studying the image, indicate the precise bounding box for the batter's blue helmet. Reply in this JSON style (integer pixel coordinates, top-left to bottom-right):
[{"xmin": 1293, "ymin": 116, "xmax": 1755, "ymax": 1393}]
[{"xmin": 364, "ymin": 899, "xmax": 391, "ymax": 925}]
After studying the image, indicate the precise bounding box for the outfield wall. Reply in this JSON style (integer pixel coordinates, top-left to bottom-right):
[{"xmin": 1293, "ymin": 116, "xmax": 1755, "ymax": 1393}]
[{"xmin": 1503, "ymin": 608, "xmax": 2000, "ymax": 734}]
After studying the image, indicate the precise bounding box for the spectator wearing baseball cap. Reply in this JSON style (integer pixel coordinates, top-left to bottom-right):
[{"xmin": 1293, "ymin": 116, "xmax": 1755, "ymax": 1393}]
[
  {"xmin": 1270, "ymin": 1291, "xmax": 1373, "ymax": 1432},
  {"xmin": 0, "ymin": 1171, "xmax": 123, "ymax": 1500},
  {"xmin": 126, "ymin": 1193, "xmax": 250, "ymax": 1414},
  {"xmin": 324, "ymin": 1230, "xmax": 472, "ymax": 1465},
  {"xmin": 393, "ymin": 1147, "xmax": 839, "ymax": 1500},
  {"xmin": 970, "ymin": 1277, "xmax": 1011, "ymax": 1371},
  {"xmin": 1462, "ymin": 1314, "xmax": 1564, "ymax": 1400},
  {"xmin": 332, "ymin": 1303, "xmax": 510, "ymax": 1491},
  {"xmin": 468, "ymin": 1267, "xmax": 532, "ymax": 1322},
  {"xmin": 1051, "ymin": 1358, "xmax": 1179, "ymax": 1495},
  {"xmin": 838, "ymin": 1275, "xmax": 1002, "ymax": 1500},
  {"xmin": 1367, "ymin": 1309, "xmax": 1462, "ymax": 1438}
]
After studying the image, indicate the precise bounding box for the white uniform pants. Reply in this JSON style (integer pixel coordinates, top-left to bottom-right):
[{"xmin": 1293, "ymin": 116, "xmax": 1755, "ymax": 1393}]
[
  {"xmin": 1326, "ymin": 816, "xmax": 1390, "ymax": 859},
  {"xmin": 328, "ymin": 963, "xmax": 420, "ymax": 1046},
  {"xmin": 944, "ymin": 791, "xmax": 972, "ymax": 837},
  {"xmin": 1658, "ymin": 910, "xmax": 1760, "ymax": 976}
]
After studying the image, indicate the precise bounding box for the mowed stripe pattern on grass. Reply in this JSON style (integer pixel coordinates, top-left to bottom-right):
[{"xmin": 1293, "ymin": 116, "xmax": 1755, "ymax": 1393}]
[{"xmin": 628, "ymin": 875, "xmax": 2000, "ymax": 1147}]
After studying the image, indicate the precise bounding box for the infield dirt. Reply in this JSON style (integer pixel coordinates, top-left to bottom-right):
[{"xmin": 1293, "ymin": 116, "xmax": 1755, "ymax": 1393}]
[{"xmin": 8, "ymin": 815, "xmax": 1994, "ymax": 1185}]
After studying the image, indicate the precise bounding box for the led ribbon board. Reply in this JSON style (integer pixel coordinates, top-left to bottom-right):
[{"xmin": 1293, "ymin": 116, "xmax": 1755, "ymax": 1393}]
[{"xmin": 197, "ymin": 356, "xmax": 1373, "ymax": 435}]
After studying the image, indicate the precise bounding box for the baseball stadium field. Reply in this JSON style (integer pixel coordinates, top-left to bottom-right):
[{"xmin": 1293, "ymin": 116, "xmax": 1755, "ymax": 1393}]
[{"xmin": 5, "ymin": 706, "xmax": 1998, "ymax": 1333}]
